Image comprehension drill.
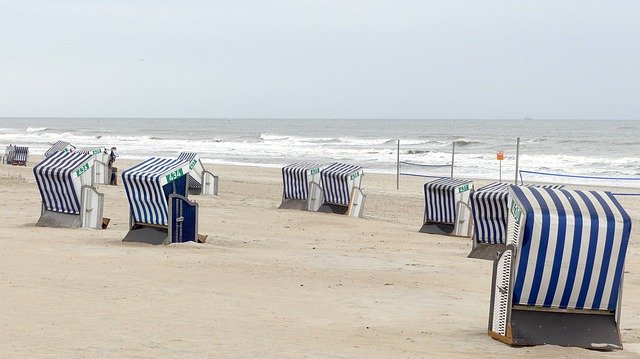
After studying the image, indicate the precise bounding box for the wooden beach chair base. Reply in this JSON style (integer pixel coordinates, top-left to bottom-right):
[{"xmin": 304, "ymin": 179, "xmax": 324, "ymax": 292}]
[
  {"xmin": 278, "ymin": 198, "xmax": 309, "ymax": 210},
  {"xmin": 419, "ymin": 222, "xmax": 455, "ymax": 235},
  {"xmin": 467, "ymin": 243, "xmax": 506, "ymax": 260},
  {"xmin": 36, "ymin": 210, "xmax": 82, "ymax": 228},
  {"xmin": 490, "ymin": 308, "xmax": 622, "ymax": 350},
  {"xmin": 123, "ymin": 224, "xmax": 169, "ymax": 245}
]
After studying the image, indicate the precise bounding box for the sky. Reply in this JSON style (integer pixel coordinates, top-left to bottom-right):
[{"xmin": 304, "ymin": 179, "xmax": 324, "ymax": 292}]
[{"xmin": 0, "ymin": 0, "xmax": 639, "ymax": 119}]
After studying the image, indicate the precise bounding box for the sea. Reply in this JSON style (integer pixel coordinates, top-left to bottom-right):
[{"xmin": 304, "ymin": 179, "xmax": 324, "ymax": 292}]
[{"xmin": 1, "ymin": 118, "xmax": 639, "ymax": 188}]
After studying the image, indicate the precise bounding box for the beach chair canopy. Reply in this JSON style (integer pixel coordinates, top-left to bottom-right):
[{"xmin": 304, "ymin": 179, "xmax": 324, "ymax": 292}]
[
  {"xmin": 509, "ymin": 186, "xmax": 631, "ymax": 311},
  {"xmin": 33, "ymin": 151, "xmax": 94, "ymax": 215},
  {"xmin": 424, "ymin": 178, "xmax": 472, "ymax": 224},
  {"xmin": 45, "ymin": 141, "xmax": 75, "ymax": 157},
  {"xmin": 282, "ymin": 162, "xmax": 323, "ymax": 200},
  {"xmin": 122, "ymin": 157, "xmax": 191, "ymax": 227},
  {"xmin": 76, "ymin": 147, "xmax": 106, "ymax": 156},
  {"xmin": 321, "ymin": 163, "xmax": 363, "ymax": 206}
]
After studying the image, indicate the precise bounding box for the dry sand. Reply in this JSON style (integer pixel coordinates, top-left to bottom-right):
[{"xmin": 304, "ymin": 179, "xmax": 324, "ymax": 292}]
[{"xmin": 1, "ymin": 158, "xmax": 639, "ymax": 358}]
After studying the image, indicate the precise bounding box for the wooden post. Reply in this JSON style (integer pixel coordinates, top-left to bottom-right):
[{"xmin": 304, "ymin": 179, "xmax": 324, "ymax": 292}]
[
  {"xmin": 514, "ymin": 137, "xmax": 520, "ymax": 184},
  {"xmin": 451, "ymin": 141, "xmax": 456, "ymax": 178},
  {"xmin": 396, "ymin": 139, "xmax": 400, "ymax": 190}
]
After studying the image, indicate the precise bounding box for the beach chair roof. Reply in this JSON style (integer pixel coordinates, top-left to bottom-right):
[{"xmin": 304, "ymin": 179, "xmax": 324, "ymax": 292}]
[
  {"xmin": 76, "ymin": 147, "xmax": 106, "ymax": 155},
  {"xmin": 122, "ymin": 157, "xmax": 191, "ymax": 226},
  {"xmin": 509, "ymin": 186, "xmax": 631, "ymax": 311},
  {"xmin": 322, "ymin": 163, "xmax": 362, "ymax": 176},
  {"xmin": 283, "ymin": 162, "xmax": 324, "ymax": 171},
  {"xmin": 33, "ymin": 151, "xmax": 93, "ymax": 215},
  {"xmin": 424, "ymin": 177, "xmax": 471, "ymax": 190},
  {"xmin": 178, "ymin": 152, "xmax": 198, "ymax": 163},
  {"xmin": 321, "ymin": 163, "xmax": 363, "ymax": 206},
  {"xmin": 45, "ymin": 141, "xmax": 75, "ymax": 157}
]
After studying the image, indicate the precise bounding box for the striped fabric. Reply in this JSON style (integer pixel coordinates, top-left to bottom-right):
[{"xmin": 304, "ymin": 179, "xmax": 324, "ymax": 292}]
[
  {"xmin": 509, "ymin": 186, "xmax": 632, "ymax": 311},
  {"xmin": 471, "ymin": 182, "xmax": 510, "ymax": 244},
  {"xmin": 321, "ymin": 163, "xmax": 363, "ymax": 206},
  {"xmin": 33, "ymin": 151, "xmax": 93, "ymax": 215},
  {"xmin": 424, "ymin": 178, "xmax": 472, "ymax": 224},
  {"xmin": 472, "ymin": 183, "xmax": 566, "ymax": 244},
  {"xmin": 178, "ymin": 152, "xmax": 198, "ymax": 163},
  {"xmin": 12, "ymin": 146, "xmax": 28, "ymax": 164},
  {"xmin": 122, "ymin": 157, "xmax": 191, "ymax": 227},
  {"xmin": 45, "ymin": 141, "xmax": 75, "ymax": 157},
  {"xmin": 282, "ymin": 163, "xmax": 322, "ymax": 200}
]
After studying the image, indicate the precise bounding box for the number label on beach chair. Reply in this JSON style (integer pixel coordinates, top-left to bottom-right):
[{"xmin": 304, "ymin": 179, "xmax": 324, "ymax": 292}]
[
  {"xmin": 509, "ymin": 200, "xmax": 522, "ymax": 224},
  {"xmin": 165, "ymin": 168, "xmax": 185, "ymax": 183},
  {"xmin": 189, "ymin": 159, "xmax": 197, "ymax": 170},
  {"xmin": 310, "ymin": 168, "xmax": 320, "ymax": 175},
  {"xmin": 458, "ymin": 184, "xmax": 470, "ymax": 193},
  {"xmin": 349, "ymin": 172, "xmax": 360, "ymax": 181},
  {"xmin": 75, "ymin": 162, "xmax": 90, "ymax": 177}
]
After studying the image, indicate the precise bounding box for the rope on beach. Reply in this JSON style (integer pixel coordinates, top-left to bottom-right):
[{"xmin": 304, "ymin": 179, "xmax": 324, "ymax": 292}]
[
  {"xmin": 399, "ymin": 161, "xmax": 452, "ymax": 168},
  {"xmin": 519, "ymin": 170, "xmax": 640, "ymax": 196},
  {"xmin": 519, "ymin": 170, "xmax": 640, "ymax": 181}
]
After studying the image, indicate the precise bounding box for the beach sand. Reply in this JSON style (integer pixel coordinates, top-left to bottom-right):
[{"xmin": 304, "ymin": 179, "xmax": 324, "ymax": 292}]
[{"xmin": 1, "ymin": 158, "xmax": 639, "ymax": 358}]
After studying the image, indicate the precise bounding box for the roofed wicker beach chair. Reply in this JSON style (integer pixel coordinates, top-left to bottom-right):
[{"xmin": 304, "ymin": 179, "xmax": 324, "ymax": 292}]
[
  {"xmin": 468, "ymin": 182, "xmax": 564, "ymax": 260},
  {"xmin": 420, "ymin": 178, "xmax": 473, "ymax": 236},
  {"xmin": 307, "ymin": 162, "xmax": 365, "ymax": 218},
  {"xmin": 122, "ymin": 157, "xmax": 206, "ymax": 244},
  {"xmin": 178, "ymin": 152, "xmax": 218, "ymax": 195},
  {"xmin": 45, "ymin": 140, "xmax": 75, "ymax": 157},
  {"xmin": 279, "ymin": 162, "xmax": 326, "ymax": 210},
  {"xmin": 33, "ymin": 151, "xmax": 105, "ymax": 229},
  {"xmin": 4, "ymin": 145, "xmax": 29, "ymax": 166},
  {"xmin": 77, "ymin": 147, "xmax": 110, "ymax": 185},
  {"xmin": 488, "ymin": 186, "xmax": 632, "ymax": 349}
]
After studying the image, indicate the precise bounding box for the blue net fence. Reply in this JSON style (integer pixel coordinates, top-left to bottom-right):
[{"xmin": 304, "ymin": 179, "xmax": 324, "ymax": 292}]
[{"xmin": 519, "ymin": 170, "xmax": 640, "ymax": 196}]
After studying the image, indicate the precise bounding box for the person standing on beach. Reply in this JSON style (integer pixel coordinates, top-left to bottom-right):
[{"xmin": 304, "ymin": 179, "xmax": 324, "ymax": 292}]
[{"xmin": 108, "ymin": 147, "xmax": 118, "ymax": 185}]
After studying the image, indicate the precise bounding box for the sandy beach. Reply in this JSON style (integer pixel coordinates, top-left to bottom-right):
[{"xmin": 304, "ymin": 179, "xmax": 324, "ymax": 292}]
[{"xmin": 1, "ymin": 158, "xmax": 639, "ymax": 358}]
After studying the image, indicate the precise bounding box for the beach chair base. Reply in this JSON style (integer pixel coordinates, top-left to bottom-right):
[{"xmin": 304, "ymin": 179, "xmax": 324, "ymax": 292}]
[
  {"xmin": 317, "ymin": 204, "xmax": 349, "ymax": 215},
  {"xmin": 468, "ymin": 243, "xmax": 506, "ymax": 260},
  {"xmin": 36, "ymin": 210, "xmax": 82, "ymax": 228},
  {"xmin": 278, "ymin": 199, "xmax": 309, "ymax": 210},
  {"xmin": 419, "ymin": 222, "xmax": 455, "ymax": 235},
  {"xmin": 123, "ymin": 224, "xmax": 169, "ymax": 245},
  {"xmin": 490, "ymin": 308, "xmax": 622, "ymax": 350}
]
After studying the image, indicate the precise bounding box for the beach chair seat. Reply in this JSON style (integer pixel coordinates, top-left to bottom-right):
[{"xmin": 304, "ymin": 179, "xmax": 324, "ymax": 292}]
[
  {"xmin": 487, "ymin": 186, "xmax": 631, "ymax": 349},
  {"xmin": 309, "ymin": 162, "xmax": 365, "ymax": 218},
  {"xmin": 11, "ymin": 146, "xmax": 28, "ymax": 165},
  {"xmin": 33, "ymin": 151, "xmax": 105, "ymax": 229},
  {"xmin": 178, "ymin": 152, "xmax": 218, "ymax": 195},
  {"xmin": 45, "ymin": 140, "xmax": 75, "ymax": 157},
  {"xmin": 122, "ymin": 157, "xmax": 206, "ymax": 244},
  {"xmin": 279, "ymin": 162, "xmax": 325, "ymax": 210},
  {"xmin": 420, "ymin": 178, "xmax": 473, "ymax": 236}
]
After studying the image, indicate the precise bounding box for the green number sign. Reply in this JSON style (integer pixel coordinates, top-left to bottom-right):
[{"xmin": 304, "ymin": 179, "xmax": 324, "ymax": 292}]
[
  {"xmin": 349, "ymin": 172, "xmax": 360, "ymax": 181},
  {"xmin": 458, "ymin": 184, "xmax": 470, "ymax": 193},
  {"xmin": 75, "ymin": 163, "xmax": 90, "ymax": 177},
  {"xmin": 510, "ymin": 200, "xmax": 522, "ymax": 224},
  {"xmin": 189, "ymin": 159, "xmax": 197, "ymax": 170},
  {"xmin": 310, "ymin": 168, "xmax": 320, "ymax": 175},
  {"xmin": 165, "ymin": 168, "xmax": 184, "ymax": 183}
]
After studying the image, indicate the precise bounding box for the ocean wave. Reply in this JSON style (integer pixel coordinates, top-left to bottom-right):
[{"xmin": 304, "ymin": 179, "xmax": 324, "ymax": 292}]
[
  {"xmin": 454, "ymin": 139, "xmax": 482, "ymax": 146},
  {"xmin": 26, "ymin": 127, "xmax": 48, "ymax": 132}
]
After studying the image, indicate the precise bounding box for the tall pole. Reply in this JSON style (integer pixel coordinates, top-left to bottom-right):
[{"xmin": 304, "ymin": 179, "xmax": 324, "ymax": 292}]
[
  {"xmin": 514, "ymin": 137, "xmax": 520, "ymax": 184},
  {"xmin": 451, "ymin": 141, "xmax": 455, "ymax": 178},
  {"xmin": 396, "ymin": 139, "xmax": 400, "ymax": 190}
]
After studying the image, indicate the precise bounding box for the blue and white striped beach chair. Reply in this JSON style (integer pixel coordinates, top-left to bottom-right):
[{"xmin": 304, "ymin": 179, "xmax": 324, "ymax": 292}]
[
  {"xmin": 307, "ymin": 163, "xmax": 365, "ymax": 217},
  {"xmin": 468, "ymin": 182, "xmax": 565, "ymax": 259},
  {"xmin": 279, "ymin": 162, "xmax": 325, "ymax": 210},
  {"xmin": 45, "ymin": 141, "xmax": 75, "ymax": 157},
  {"xmin": 488, "ymin": 186, "xmax": 632, "ymax": 349},
  {"xmin": 122, "ymin": 157, "xmax": 204, "ymax": 244},
  {"xmin": 33, "ymin": 151, "xmax": 105, "ymax": 229},
  {"xmin": 178, "ymin": 152, "xmax": 218, "ymax": 195},
  {"xmin": 421, "ymin": 178, "xmax": 473, "ymax": 236},
  {"xmin": 4, "ymin": 145, "xmax": 28, "ymax": 165}
]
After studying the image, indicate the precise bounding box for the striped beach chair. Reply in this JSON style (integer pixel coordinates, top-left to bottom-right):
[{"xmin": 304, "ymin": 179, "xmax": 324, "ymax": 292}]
[
  {"xmin": 4, "ymin": 145, "xmax": 29, "ymax": 165},
  {"xmin": 77, "ymin": 147, "xmax": 110, "ymax": 184},
  {"xmin": 279, "ymin": 162, "xmax": 325, "ymax": 210},
  {"xmin": 468, "ymin": 182, "xmax": 565, "ymax": 260},
  {"xmin": 178, "ymin": 152, "xmax": 218, "ymax": 195},
  {"xmin": 45, "ymin": 141, "xmax": 75, "ymax": 157},
  {"xmin": 421, "ymin": 178, "xmax": 473, "ymax": 236},
  {"xmin": 33, "ymin": 151, "xmax": 105, "ymax": 229},
  {"xmin": 308, "ymin": 163, "xmax": 365, "ymax": 217},
  {"xmin": 122, "ymin": 157, "xmax": 204, "ymax": 244},
  {"xmin": 488, "ymin": 186, "xmax": 632, "ymax": 349}
]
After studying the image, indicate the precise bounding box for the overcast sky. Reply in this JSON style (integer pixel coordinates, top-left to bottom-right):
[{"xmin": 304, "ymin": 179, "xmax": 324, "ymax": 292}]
[{"xmin": 1, "ymin": 1, "xmax": 639, "ymax": 119}]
